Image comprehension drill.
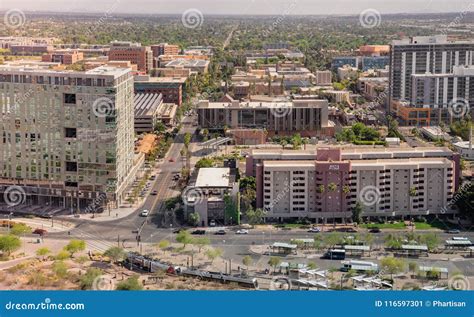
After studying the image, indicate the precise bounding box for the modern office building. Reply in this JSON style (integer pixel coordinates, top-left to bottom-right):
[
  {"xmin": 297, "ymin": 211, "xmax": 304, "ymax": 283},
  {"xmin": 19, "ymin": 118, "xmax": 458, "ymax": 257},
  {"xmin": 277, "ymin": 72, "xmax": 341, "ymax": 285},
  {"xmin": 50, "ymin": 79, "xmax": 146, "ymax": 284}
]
[
  {"xmin": 0, "ymin": 66, "xmax": 137, "ymax": 212},
  {"xmin": 331, "ymin": 56, "xmax": 359, "ymax": 70},
  {"xmin": 389, "ymin": 35, "xmax": 474, "ymax": 124},
  {"xmin": 395, "ymin": 65, "xmax": 474, "ymax": 125},
  {"xmin": 197, "ymin": 99, "xmax": 334, "ymax": 137},
  {"xmin": 183, "ymin": 167, "xmax": 239, "ymax": 226},
  {"xmin": 150, "ymin": 43, "xmax": 181, "ymax": 68},
  {"xmin": 134, "ymin": 93, "xmax": 177, "ymax": 133},
  {"xmin": 361, "ymin": 56, "xmax": 389, "ymax": 71},
  {"xmin": 315, "ymin": 70, "xmax": 332, "ymax": 86},
  {"xmin": 108, "ymin": 41, "xmax": 153, "ymax": 73},
  {"xmin": 250, "ymin": 147, "xmax": 459, "ymax": 222},
  {"xmin": 134, "ymin": 75, "xmax": 186, "ymax": 106},
  {"xmin": 42, "ymin": 49, "xmax": 84, "ymax": 65}
]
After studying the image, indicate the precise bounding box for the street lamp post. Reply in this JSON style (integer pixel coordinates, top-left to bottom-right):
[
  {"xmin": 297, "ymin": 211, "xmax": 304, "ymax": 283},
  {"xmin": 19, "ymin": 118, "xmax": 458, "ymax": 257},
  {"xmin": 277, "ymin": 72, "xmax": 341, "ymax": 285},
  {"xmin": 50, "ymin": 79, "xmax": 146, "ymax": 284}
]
[{"xmin": 7, "ymin": 212, "xmax": 13, "ymax": 234}]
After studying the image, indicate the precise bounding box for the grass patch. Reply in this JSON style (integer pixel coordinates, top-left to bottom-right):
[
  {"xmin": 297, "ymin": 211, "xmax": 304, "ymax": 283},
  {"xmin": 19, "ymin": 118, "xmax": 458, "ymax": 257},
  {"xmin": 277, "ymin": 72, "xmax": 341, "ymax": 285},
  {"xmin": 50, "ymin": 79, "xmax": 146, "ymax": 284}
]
[{"xmin": 361, "ymin": 222, "xmax": 407, "ymax": 229}]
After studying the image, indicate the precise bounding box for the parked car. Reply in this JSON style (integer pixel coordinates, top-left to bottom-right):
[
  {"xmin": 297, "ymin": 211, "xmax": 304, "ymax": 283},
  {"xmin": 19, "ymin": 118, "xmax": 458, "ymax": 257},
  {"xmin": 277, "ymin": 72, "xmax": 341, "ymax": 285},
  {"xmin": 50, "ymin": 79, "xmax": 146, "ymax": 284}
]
[
  {"xmin": 172, "ymin": 228, "xmax": 185, "ymax": 234},
  {"xmin": 192, "ymin": 229, "xmax": 206, "ymax": 235},
  {"xmin": 140, "ymin": 210, "xmax": 150, "ymax": 217},
  {"xmin": 446, "ymin": 229, "xmax": 461, "ymax": 234},
  {"xmin": 33, "ymin": 228, "xmax": 48, "ymax": 236},
  {"xmin": 215, "ymin": 230, "xmax": 226, "ymax": 235},
  {"xmin": 209, "ymin": 220, "xmax": 216, "ymax": 227},
  {"xmin": 307, "ymin": 227, "xmax": 321, "ymax": 233},
  {"xmin": 236, "ymin": 229, "xmax": 249, "ymax": 235},
  {"xmin": 369, "ymin": 227, "xmax": 381, "ymax": 233},
  {"xmin": 150, "ymin": 190, "xmax": 158, "ymax": 196}
]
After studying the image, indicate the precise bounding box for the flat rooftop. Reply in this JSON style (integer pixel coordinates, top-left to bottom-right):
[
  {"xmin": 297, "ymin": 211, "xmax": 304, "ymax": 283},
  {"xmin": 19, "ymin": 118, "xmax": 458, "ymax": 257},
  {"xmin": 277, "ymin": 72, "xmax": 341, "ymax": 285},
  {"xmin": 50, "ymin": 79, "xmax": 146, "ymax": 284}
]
[
  {"xmin": 134, "ymin": 76, "xmax": 187, "ymax": 84},
  {"xmin": 250, "ymin": 146, "xmax": 453, "ymax": 156},
  {"xmin": 134, "ymin": 93, "xmax": 163, "ymax": 117},
  {"xmin": 0, "ymin": 65, "xmax": 131, "ymax": 78},
  {"xmin": 198, "ymin": 99, "xmax": 328, "ymax": 109},
  {"xmin": 165, "ymin": 59, "xmax": 210, "ymax": 67},
  {"xmin": 195, "ymin": 168, "xmax": 231, "ymax": 188}
]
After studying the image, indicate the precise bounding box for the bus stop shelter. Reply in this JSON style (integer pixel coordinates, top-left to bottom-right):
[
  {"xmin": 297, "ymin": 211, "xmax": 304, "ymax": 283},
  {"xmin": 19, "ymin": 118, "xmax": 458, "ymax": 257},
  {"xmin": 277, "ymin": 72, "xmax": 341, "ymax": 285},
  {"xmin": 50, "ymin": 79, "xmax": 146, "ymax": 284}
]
[
  {"xmin": 344, "ymin": 245, "xmax": 371, "ymax": 256},
  {"xmin": 418, "ymin": 266, "xmax": 449, "ymax": 279},
  {"xmin": 271, "ymin": 242, "xmax": 298, "ymax": 255},
  {"xmin": 444, "ymin": 239, "xmax": 473, "ymax": 250},
  {"xmin": 397, "ymin": 244, "xmax": 429, "ymax": 257}
]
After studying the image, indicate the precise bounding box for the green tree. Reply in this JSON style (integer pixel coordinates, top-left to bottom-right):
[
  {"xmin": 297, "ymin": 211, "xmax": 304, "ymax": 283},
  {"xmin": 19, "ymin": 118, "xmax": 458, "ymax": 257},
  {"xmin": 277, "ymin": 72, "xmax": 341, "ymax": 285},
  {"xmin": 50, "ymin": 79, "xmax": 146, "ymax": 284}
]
[
  {"xmin": 193, "ymin": 237, "xmax": 210, "ymax": 252},
  {"xmin": 291, "ymin": 133, "xmax": 303, "ymax": 150},
  {"xmin": 10, "ymin": 223, "xmax": 31, "ymax": 236},
  {"xmin": 36, "ymin": 247, "xmax": 51, "ymax": 260},
  {"xmin": 239, "ymin": 176, "xmax": 256, "ymax": 191},
  {"xmin": 104, "ymin": 247, "xmax": 126, "ymax": 264},
  {"xmin": 52, "ymin": 261, "xmax": 69, "ymax": 279},
  {"xmin": 64, "ymin": 239, "xmax": 86, "ymax": 258},
  {"xmin": 79, "ymin": 268, "xmax": 103, "ymax": 290},
  {"xmin": 184, "ymin": 132, "xmax": 192, "ymax": 149},
  {"xmin": 205, "ymin": 248, "xmax": 223, "ymax": 263},
  {"xmin": 157, "ymin": 240, "xmax": 170, "ymax": 253},
  {"xmin": 224, "ymin": 194, "xmax": 239, "ymax": 225},
  {"xmin": 0, "ymin": 235, "xmax": 21, "ymax": 256},
  {"xmin": 116, "ymin": 275, "xmax": 143, "ymax": 290},
  {"xmin": 408, "ymin": 261, "xmax": 418, "ymax": 274},
  {"xmin": 242, "ymin": 255, "xmax": 252, "ymax": 269},
  {"xmin": 176, "ymin": 230, "xmax": 193, "ymax": 248},
  {"xmin": 380, "ymin": 257, "xmax": 406, "ymax": 280},
  {"xmin": 268, "ymin": 256, "xmax": 281, "ymax": 273},
  {"xmin": 246, "ymin": 207, "xmax": 266, "ymax": 225},
  {"xmin": 420, "ymin": 233, "xmax": 439, "ymax": 252},
  {"xmin": 187, "ymin": 212, "xmax": 201, "ymax": 227},
  {"xmin": 195, "ymin": 157, "xmax": 214, "ymax": 168},
  {"xmin": 55, "ymin": 250, "xmax": 71, "ymax": 260},
  {"xmin": 324, "ymin": 232, "xmax": 343, "ymax": 249},
  {"xmin": 352, "ymin": 202, "xmax": 363, "ymax": 224}
]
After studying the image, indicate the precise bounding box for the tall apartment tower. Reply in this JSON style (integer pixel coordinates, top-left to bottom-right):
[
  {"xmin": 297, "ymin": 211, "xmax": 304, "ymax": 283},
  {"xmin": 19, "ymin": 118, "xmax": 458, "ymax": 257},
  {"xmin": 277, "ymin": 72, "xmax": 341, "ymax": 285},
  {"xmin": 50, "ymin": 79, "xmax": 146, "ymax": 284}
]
[
  {"xmin": 0, "ymin": 66, "xmax": 136, "ymax": 212},
  {"xmin": 108, "ymin": 41, "xmax": 153, "ymax": 73},
  {"xmin": 389, "ymin": 35, "xmax": 474, "ymax": 125}
]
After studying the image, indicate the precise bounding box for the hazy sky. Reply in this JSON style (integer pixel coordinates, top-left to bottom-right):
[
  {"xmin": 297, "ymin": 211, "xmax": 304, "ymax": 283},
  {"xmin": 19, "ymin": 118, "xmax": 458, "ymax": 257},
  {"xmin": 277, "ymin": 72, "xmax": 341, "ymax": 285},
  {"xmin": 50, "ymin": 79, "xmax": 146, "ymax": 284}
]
[{"xmin": 1, "ymin": 0, "xmax": 474, "ymax": 15}]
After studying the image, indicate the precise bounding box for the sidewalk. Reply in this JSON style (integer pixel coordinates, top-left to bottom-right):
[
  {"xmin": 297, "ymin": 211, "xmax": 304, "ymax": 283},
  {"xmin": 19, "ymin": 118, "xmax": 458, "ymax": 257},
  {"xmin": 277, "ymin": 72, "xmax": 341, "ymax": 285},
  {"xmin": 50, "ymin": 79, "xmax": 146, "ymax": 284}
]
[
  {"xmin": 64, "ymin": 206, "xmax": 138, "ymax": 223},
  {"xmin": 12, "ymin": 217, "xmax": 73, "ymax": 233}
]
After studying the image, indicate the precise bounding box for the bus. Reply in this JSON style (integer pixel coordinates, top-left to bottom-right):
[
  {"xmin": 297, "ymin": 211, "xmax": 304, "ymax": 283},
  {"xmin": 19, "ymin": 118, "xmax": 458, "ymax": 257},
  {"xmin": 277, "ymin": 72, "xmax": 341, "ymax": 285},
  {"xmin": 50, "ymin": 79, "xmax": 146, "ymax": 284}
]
[
  {"xmin": 322, "ymin": 249, "xmax": 346, "ymax": 260},
  {"xmin": 340, "ymin": 260, "xmax": 379, "ymax": 273}
]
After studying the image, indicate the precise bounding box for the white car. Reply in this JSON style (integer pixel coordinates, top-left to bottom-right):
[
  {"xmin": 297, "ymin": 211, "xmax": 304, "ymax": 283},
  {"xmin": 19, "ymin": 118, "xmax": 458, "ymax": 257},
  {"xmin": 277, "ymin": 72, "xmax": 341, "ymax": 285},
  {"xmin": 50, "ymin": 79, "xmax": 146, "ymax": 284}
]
[
  {"xmin": 307, "ymin": 227, "xmax": 321, "ymax": 233},
  {"xmin": 236, "ymin": 229, "xmax": 249, "ymax": 235},
  {"xmin": 140, "ymin": 209, "xmax": 150, "ymax": 217}
]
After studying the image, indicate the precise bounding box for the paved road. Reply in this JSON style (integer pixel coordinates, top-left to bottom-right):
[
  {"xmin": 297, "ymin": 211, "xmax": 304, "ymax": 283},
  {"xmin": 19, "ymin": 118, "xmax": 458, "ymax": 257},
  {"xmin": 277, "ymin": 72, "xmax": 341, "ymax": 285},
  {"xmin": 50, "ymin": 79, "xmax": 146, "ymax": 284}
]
[{"xmin": 45, "ymin": 115, "xmax": 197, "ymax": 251}]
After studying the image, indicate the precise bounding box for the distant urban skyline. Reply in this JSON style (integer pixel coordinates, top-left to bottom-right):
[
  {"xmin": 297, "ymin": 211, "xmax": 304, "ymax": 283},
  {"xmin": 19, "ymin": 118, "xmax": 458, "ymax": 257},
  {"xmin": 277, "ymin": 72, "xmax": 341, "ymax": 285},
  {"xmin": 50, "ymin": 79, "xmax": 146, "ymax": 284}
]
[{"xmin": 1, "ymin": 0, "xmax": 474, "ymax": 16}]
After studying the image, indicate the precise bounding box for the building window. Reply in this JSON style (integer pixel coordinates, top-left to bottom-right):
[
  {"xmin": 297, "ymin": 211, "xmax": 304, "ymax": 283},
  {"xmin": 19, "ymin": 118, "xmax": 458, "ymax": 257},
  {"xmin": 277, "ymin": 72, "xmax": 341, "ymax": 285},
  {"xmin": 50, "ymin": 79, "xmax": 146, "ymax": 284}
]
[
  {"xmin": 63, "ymin": 93, "xmax": 76, "ymax": 104},
  {"xmin": 66, "ymin": 162, "xmax": 78, "ymax": 172},
  {"xmin": 64, "ymin": 128, "xmax": 77, "ymax": 138}
]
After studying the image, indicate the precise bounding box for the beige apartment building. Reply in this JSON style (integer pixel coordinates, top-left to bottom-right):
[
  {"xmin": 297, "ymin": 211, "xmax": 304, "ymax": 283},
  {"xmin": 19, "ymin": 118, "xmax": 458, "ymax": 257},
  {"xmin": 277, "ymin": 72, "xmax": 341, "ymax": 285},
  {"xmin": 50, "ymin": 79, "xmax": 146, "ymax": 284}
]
[
  {"xmin": 250, "ymin": 147, "xmax": 460, "ymax": 222},
  {"xmin": 197, "ymin": 99, "xmax": 334, "ymax": 137},
  {"xmin": 0, "ymin": 66, "xmax": 137, "ymax": 212}
]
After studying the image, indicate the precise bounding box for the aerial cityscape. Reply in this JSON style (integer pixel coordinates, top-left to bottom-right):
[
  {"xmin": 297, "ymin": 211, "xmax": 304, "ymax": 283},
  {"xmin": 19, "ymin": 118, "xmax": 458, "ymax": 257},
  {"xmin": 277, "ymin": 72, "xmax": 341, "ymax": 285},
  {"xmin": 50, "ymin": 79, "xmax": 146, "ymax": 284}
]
[{"xmin": 0, "ymin": 0, "xmax": 473, "ymax": 293}]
